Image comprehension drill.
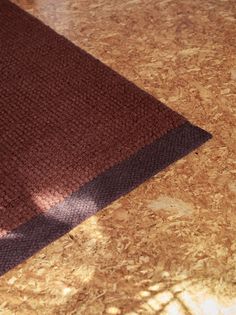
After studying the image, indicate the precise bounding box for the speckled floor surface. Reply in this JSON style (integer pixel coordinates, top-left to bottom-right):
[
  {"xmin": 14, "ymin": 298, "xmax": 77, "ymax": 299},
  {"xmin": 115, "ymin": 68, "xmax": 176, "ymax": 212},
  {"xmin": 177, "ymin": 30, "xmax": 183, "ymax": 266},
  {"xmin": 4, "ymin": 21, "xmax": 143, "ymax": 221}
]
[{"xmin": 0, "ymin": 0, "xmax": 235, "ymax": 314}]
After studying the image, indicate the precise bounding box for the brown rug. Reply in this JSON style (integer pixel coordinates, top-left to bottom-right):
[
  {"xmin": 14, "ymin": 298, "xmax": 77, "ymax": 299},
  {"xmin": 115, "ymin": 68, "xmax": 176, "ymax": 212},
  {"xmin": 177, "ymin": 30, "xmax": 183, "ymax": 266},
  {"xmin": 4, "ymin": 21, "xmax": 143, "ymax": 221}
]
[{"xmin": 0, "ymin": 0, "xmax": 211, "ymax": 276}]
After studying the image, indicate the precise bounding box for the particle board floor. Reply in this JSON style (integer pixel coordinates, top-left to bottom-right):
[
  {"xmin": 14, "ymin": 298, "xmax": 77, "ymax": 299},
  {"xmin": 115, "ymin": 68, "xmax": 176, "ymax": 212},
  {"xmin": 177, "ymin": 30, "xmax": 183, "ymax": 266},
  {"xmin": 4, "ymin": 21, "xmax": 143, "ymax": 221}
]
[{"xmin": 0, "ymin": 0, "xmax": 236, "ymax": 314}]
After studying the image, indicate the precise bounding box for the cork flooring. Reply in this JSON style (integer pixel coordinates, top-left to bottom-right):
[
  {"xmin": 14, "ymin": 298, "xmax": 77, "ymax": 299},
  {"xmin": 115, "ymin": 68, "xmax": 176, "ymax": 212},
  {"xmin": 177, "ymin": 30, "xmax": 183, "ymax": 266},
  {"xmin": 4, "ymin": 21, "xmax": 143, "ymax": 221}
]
[{"xmin": 0, "ymin": 0, "xmax": 235, "ymax": 314}]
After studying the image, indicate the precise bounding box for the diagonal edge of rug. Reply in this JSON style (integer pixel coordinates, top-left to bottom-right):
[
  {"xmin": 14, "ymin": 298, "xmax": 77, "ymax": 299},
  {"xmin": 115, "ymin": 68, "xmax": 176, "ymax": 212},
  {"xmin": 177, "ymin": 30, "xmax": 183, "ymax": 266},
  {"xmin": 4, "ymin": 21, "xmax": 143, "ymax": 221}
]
[{"xmin": 0, "ymin": 123, "xmax": 211, "ymax": 276}]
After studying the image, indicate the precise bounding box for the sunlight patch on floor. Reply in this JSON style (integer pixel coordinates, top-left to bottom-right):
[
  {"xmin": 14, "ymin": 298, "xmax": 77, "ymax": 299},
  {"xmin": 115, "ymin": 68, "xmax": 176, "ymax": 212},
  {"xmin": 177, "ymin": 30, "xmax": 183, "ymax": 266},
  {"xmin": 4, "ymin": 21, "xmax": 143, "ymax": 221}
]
[
  {"xmin": 120, "ymin": 275, "xmax": 236, "ymax": 315},
  {"xmin": 143, "ymin": 288, "xmax": 236, "ymax": 314}
]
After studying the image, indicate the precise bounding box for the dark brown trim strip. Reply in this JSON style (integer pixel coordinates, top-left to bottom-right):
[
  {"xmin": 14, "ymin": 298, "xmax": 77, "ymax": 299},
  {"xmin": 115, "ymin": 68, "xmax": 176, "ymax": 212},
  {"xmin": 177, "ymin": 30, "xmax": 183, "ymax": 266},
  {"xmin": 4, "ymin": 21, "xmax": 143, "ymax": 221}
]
[{"xmin": 0, "ymin": 122, "xmax": 211, "ymax": 276}]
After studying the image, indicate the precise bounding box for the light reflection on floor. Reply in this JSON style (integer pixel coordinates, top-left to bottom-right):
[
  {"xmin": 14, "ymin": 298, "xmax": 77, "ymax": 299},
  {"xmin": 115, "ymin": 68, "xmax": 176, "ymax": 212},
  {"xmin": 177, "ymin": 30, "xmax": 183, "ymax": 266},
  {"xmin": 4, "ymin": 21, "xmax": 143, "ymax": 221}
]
[{"xmin": 106, "ymin": 276, "xmax": 236, "ymax": 315}]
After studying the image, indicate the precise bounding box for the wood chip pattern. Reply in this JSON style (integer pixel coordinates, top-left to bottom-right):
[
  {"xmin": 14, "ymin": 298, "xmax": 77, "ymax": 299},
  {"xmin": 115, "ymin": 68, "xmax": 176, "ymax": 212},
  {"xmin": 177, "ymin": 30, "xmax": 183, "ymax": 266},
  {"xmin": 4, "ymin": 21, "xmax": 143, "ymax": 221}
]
[{"xmin": 0, "ymin": 0, "xmax": 235, "ymax": 314}]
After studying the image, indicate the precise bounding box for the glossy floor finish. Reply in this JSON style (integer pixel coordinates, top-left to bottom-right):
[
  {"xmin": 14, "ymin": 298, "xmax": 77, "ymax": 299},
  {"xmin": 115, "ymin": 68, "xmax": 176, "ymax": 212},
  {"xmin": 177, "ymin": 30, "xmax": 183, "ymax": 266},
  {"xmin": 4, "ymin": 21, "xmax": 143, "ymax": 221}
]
[{"xmin": 1, "ymin": 0, "xmax": 236, "ymax": 314}]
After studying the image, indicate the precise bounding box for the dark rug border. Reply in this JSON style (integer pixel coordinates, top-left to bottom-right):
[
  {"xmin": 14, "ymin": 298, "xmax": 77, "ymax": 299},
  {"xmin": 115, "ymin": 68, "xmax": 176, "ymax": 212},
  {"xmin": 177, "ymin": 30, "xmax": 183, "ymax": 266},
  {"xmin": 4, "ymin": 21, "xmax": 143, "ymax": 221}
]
[{"xmin": 0, "ymin": 122, "xmax": 212, "ymax": 276}]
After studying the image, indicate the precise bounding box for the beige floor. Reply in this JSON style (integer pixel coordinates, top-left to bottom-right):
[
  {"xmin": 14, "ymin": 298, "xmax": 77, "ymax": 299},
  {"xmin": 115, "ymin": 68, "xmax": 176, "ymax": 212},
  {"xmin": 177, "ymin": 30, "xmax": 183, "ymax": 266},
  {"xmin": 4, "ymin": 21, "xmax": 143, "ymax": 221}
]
[{"xmin": 1, "ymin": 0, "xmax": 236, "ymax": 314}]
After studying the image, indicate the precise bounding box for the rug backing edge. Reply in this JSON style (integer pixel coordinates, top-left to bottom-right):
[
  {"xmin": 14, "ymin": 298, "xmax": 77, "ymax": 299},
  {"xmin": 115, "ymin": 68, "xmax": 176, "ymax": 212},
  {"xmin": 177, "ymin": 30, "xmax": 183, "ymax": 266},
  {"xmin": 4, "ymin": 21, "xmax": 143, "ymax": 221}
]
[{"xmin": 0, "ymin": 122, "xmax": 212, "ymax": 276}]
